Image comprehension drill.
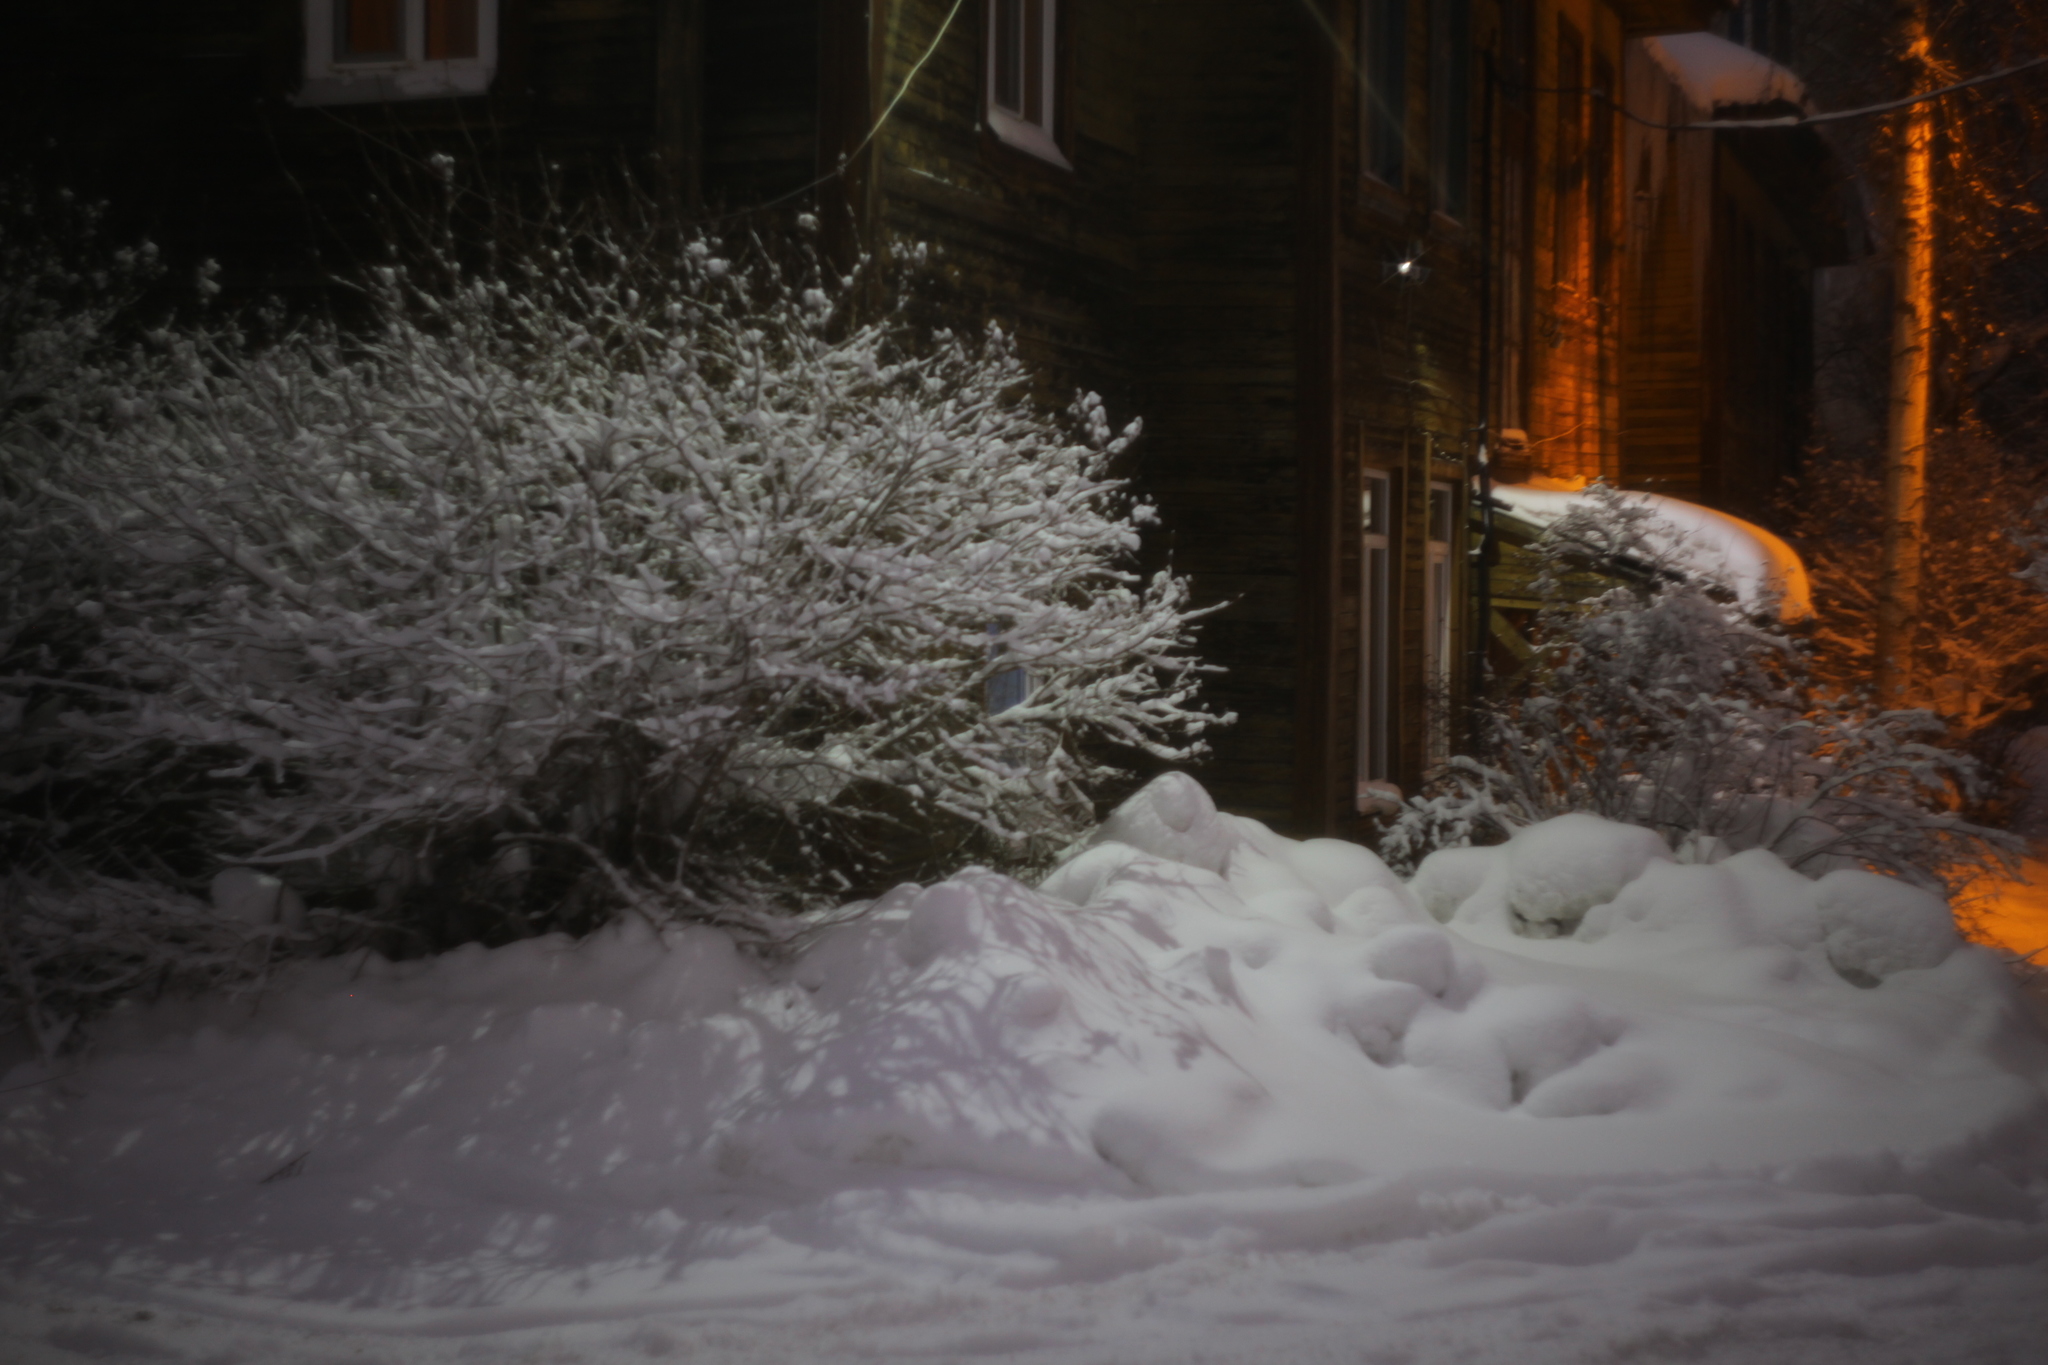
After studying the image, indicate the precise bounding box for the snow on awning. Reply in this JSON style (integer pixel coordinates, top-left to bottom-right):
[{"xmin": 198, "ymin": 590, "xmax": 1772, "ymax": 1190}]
[
  {"xmin": 1642, "ymin": 32, "xmax": 1807, "ymax": 112},
  {"xmin": 1489, "ymin": 481, "xmax": 1813, "ymax": 621}
]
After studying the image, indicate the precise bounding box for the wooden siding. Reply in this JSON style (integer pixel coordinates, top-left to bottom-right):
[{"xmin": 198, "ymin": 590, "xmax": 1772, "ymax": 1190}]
[
  {"xmin": 1328, "ymin": 0, "xmax": 1489, "ymax": 829},
  {"xmin": 1130, "ymin": 2, "xmax": 1311, "ymax": 829},
  {"xmin": 856, "ymin": 0, "xmax": 1318, "ymax": 829}
]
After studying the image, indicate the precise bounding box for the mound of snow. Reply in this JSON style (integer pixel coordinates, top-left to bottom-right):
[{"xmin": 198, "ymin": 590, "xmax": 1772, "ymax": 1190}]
[
  {"xmin": 1813, "ymin": 868, "xmax": 1962, "ymax": 985},
  {"xmin": 1505, "ymin": 815, "xmax": 1671, "ymax": 936},
  {"xmin": 1, "ymin": 776, "xmax": 2042, "ymax": 1339}
]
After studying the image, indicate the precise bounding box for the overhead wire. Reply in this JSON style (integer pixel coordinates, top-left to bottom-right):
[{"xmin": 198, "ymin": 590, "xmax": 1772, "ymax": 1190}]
[{"xmin": 1502, "ymin": 53, "xmax": 2048, "ymax": 133}]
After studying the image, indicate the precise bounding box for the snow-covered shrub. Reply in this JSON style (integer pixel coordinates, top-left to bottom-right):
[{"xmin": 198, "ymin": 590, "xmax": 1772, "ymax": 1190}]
[
  {"xmin": 1383, "ymin": 484, "xmax": 2013, "ymax": 893},
  {"xmin": 1, "ymin": 175, "xmax": 1224, "ymax": 1048},
  {"xmin": 1, "ymin": 181, "xmax": 162, "ymax": 420}
]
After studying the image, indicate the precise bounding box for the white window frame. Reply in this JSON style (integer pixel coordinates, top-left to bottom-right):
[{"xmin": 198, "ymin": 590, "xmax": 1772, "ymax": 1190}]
[
  {"xmin": 296, "ymin": 0, "xmax": 500, "ymax": 107},
  {"xmin": 985, "ymin": 0, "xmax": 1070, "ymax": 169},
  {"xmin": 1356, "ymin": 467, "xmax": 1395, "ymax": 807}
]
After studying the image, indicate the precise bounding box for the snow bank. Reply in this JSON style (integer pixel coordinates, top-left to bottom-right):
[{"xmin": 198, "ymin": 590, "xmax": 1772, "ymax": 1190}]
[
  {"xmin": 2, "ymin": 776, "xmax": 2044, "ymax": 1349},
  {"xmin": 1491, "ymin": 480, "xmax": 1814, "ymax": 618},
  {"xmin": 1644, "ymin": 31, "xmax": 1808, "ymax": 111}
]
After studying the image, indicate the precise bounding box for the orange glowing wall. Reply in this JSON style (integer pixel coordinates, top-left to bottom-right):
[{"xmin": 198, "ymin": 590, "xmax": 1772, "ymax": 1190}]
[{"xmin": 1512, "ymin": 0, "xmax": 1631, "ymax": 486}]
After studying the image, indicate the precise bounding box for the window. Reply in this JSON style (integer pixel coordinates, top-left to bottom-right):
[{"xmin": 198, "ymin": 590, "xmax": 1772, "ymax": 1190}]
[
  {"xmin": 1429, "ymin": 0, "xmax": 1470, "ymax": 219},
  {"xmin": 1590, "ymin": 54, "xmax": 1618, "ymax": 299},
  {"xmin": 297, "ymin": 0, "xmax": 499, "ymax": 106},
  {"xmin": 1725, "ymin": 0, "xmax": 1778, "ymax": 59},
  {"xmin": 1357, "ymin": 467, "xmax": 1394, "ymax": 800},
  {"xmin": 1360, "ymin": 0, "xmax": 1408, "ymax": 186},
  {"xmin": 1552, "ymin": 18, "xmax": 1585, "ymax": 286},
  {"xmin": 986, "ymin": 0, "xmax": 1068, "ymax": 168},
  {"xmin": 1424, "ymin": 482, "xmax": 1456, "ymax": 766}
]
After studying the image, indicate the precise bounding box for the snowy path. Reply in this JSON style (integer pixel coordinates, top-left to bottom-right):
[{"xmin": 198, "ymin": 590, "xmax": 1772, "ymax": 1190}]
[
  {"xmin": 4, "ymin": 778, "xmax": 2046, "ymax": 1364},
  {"xmin": 4, "ymin": 1167, "xmax": 2046, "ymax": 1365}
]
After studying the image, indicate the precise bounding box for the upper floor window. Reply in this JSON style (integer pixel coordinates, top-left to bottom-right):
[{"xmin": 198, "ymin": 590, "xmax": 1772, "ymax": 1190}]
[
  {"xmin": 1552, "ymin": 17, "xmax": 1585, "ymax": 285},
  {"xmin": 986, "ymin": 0, "xmax": 1069, "ymax": 168},
  {"xmin": 1722, "ymin": 0, "xmax": 1783, "ymax": 62},
  {"xmin": 1429, "ymin": 0, "xmax": 1471, "ymax": 220},
  {"xmin": 297, "ymin": 0, "xmax": 499, "ymax": 106},
  {"xmin": 1359, "ymin": 0, "xmax": 1408, "ymax": 186}
]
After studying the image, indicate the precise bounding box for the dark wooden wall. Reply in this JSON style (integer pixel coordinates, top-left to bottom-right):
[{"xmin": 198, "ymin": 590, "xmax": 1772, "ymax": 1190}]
[
  {"xmin": 861, "ymin": 0, "xmax": 1141, "ymax": 411},
  {"xmin": 704, "ymin": 2, "xmax": 820, "ymax": 205},
  {"xmin": 0, "ymin": 2, "xmax": 834, "ymax": 300},
  {"xmin": 846, "ymin": 0, "xmax": 1329, "ymax": 831},
  {"xmin": 1331, "ymin": 0, "xmax": 1488, "ymax": 829},
  {"xmin": 1128, "ymin": 1, "xmax": 1314, "ymax": 830}
]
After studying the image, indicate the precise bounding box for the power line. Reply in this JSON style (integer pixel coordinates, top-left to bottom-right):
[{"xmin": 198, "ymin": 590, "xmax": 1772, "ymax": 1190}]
[{"xmin": 1597, "ymin": 52, "xmax": 2048, "ymax": 133}]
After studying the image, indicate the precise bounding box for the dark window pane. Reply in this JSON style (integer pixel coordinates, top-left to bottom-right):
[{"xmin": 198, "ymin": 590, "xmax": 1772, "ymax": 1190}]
[
  {"xmin": 339, "ymin": 0, "xmax": 403, "ymax": 60},
  {"xmin": 1553, "ymin": 19, "xmax": 1584, "ymax": 285},
  {"xmin": 1591, "ymin": 53, "xmax": 1616, "ymax": 296},
  {"xmin": 426, "ymin": 0, "xmax": 479, "ymax": 60},
  {"xmin": 993, "ymin": 0, "xmax": 1024, "ymax": 114},
  {"xmin": 1429, "ymin": 486, "xmax": 1453, "ymax": 542},
  {"xmin": 1431, "ymin": 0, "xmax": 1470, "ymax": 219},
  {"xmin": 1022, "ymin": 0, "xmax": 1045, "ymax": 124},
  {"xmin": 1362, "ymin": 0, "xmax": 1408, "ymax": 184}
]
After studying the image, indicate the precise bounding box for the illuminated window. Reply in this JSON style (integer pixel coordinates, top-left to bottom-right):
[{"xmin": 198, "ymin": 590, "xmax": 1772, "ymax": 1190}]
[
  {"xmin": 986, "ymin": 0, "xmax": 1068, "ymax": 168},
  {"xmin": 298, "ymin": 0, "xmax": 498, "ymax": 106}
]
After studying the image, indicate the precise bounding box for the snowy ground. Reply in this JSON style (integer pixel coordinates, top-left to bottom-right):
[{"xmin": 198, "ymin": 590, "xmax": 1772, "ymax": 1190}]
[{"xmin": 5, "ymin": 775, "xmax": 2046, "ymax": 1364}]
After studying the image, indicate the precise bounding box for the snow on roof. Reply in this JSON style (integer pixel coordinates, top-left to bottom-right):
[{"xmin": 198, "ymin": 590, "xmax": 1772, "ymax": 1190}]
[
  {"xmin": 1643, "ymin": 31, "xmax": 1808, "ymax": 111},
  {"xmin": 1490, "ymin": 481, "xmax": 1814, "ymax": 620}
]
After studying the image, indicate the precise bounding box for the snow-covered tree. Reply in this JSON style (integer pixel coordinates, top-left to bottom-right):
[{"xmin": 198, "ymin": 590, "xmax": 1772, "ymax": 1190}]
[
  {"xmin": 1, "ymin": 175, "xmax": 1225, "ymax": 1049},
  {"xmin": 1383, "ymin": 484, "xmax": 2012, "ymax": 894},
  {"xmin": 1791, "ymin": 432, "xmax": 2048, "ymax": 736}
]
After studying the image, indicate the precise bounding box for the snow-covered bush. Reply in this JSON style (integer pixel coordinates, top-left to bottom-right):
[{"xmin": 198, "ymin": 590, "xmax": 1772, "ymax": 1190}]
[
  {"xmin": 1383, "ymin": 484, "xmax": 2013, "ymax": 892},
  {"xmin": 0, "ymin": 176, "xmax": 1224, "ymax": 1049},
  {"xmin": 1, "ymin": 181, "xmax": 162, "ymax": 420}
]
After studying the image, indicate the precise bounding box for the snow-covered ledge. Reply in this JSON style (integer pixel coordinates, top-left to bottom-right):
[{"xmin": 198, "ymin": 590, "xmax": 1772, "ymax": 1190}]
[
  {"xmin": 986, "ymin": 108, "xmax": 1073, "ymax": 169},
  {"xmin": 1489, "ymin": 479, "xmax": 1813, "ymax": 620},
  {"xmin": 1641, "ymin": 31, "xmax": 1808, "ymax": 113}
]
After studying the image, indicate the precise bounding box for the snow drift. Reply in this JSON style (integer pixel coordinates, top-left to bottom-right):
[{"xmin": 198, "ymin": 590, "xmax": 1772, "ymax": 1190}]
[{"xmin": 1, "ymin": 775, "xmax": 2044, "ymax": 1357}]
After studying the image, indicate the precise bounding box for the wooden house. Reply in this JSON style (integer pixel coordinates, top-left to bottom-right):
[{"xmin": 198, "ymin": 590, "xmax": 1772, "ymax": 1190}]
[{"xmin": 0, "ymin": 1, "xmax": 1839, "ymax": 843}]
